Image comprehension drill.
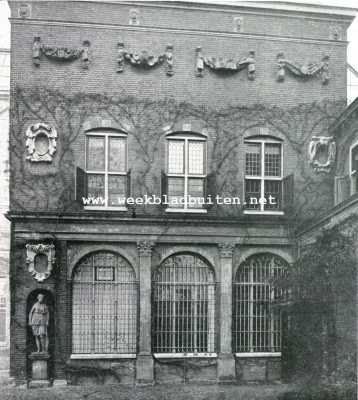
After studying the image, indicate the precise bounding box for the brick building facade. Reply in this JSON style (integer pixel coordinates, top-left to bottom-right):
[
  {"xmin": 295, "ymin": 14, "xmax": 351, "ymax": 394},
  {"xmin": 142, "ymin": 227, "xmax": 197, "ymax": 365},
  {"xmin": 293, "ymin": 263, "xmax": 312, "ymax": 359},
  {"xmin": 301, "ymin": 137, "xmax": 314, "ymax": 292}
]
[{"xmin": 6, "ymin": 0, "xmax": 357, "ymax": 386}]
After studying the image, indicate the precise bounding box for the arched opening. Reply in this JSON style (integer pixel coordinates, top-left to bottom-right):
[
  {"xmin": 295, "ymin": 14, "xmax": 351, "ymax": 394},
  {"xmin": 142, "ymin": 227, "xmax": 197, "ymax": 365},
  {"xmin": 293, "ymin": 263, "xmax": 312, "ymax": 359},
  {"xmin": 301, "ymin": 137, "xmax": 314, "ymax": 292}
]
[
  {"xmin": 233, "ymin": 253, "xmax": 288, "ymax": 354},
  {"xmin": 152, "ymin": 253, "xmax": 216, "ymax": 354},
  {"xmin": 72, "ymin": 251, "xmax": 137, "ymax": 355}
]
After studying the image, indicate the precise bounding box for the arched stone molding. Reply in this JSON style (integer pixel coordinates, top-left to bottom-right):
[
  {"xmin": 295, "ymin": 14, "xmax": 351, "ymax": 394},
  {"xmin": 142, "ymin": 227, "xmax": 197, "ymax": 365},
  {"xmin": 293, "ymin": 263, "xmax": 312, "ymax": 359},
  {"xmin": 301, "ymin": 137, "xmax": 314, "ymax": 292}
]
[
  {"xmin": 157, "ymin": 246, "xmax": 217, "ymax": 277},
  {"xmin": 234, "ymin": 247, "xmax": 293, "ymax": 275},
  {"xmin": 67, "ymin": 244, "xmax": 137, "ymax": 280},
  {"xmin": 161, "ymin": 119, "xmax": 210, "ymax": 138},
  {"xmin": 82, "ymin": 116, "xmax": 133, "ymax": 134}
]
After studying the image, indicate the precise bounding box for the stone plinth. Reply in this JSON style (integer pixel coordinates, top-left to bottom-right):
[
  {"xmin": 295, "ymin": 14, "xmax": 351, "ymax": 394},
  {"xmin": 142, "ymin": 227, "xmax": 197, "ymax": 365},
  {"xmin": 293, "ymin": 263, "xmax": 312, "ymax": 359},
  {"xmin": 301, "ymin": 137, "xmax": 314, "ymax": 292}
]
[{"xmin": 28, "ymin": 352, "xmax": 51, "ymax": 388}]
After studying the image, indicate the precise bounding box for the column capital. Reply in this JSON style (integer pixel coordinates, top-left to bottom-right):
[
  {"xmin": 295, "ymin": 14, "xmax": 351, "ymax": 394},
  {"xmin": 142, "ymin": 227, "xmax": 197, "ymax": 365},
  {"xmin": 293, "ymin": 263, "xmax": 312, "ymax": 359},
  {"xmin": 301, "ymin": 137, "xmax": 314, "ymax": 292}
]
[
  {"xmin": 137, "ymin": 240, "xmax": 155, "ymax": 256},
  {"xmin": 218, "ymin": 242, "xmax": 236, "ymax": 258}
]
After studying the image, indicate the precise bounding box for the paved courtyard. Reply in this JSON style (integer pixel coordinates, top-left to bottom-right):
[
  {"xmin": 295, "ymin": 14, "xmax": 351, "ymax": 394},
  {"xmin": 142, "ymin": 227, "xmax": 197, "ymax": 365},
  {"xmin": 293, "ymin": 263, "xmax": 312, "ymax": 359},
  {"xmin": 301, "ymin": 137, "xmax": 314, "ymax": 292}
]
[{"xmin": 0, "ymin": 383, "xmax": 293, "ymax": 400}]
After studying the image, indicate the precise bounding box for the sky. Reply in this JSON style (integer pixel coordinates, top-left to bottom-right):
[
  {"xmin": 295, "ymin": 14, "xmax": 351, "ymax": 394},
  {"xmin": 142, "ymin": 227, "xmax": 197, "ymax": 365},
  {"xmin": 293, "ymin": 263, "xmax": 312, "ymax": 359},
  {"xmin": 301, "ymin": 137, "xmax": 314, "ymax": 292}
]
[{"xmin": 0, "ymin": 0, "xmax": 357, "ymax": 67}]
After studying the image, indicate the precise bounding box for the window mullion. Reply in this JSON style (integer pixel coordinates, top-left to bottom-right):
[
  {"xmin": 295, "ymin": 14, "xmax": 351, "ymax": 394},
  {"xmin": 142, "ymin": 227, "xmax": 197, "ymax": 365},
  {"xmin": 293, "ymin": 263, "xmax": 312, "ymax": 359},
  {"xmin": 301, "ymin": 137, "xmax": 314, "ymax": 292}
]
[{"xmin": 105, "ymin": 135, "xmax": 109, "ymax": 208}]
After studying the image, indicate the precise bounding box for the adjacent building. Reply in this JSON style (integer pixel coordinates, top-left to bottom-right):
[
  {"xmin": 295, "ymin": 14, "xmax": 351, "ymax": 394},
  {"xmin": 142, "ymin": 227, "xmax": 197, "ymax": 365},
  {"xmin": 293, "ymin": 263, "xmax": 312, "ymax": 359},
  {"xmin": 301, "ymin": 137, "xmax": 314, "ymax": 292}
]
[{"xmin": 6, "ymin": 0, "xmax": 357, "ymax": 386}]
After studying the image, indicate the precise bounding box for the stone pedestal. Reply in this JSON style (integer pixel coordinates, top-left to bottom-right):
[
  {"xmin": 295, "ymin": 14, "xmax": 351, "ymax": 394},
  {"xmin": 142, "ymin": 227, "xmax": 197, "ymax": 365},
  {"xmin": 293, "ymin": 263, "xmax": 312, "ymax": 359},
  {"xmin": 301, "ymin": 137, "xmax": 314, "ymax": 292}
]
[
  {"xmin": 28, "ymin": 352, "xmax": 51, "ymax": 388},
  {"xmin": 217, "ymin": 353, "xmax": 236, "ymax": 383},
  {"xmin": 136, "ymin": 354, "xmax": 154, "ymax": 386}
]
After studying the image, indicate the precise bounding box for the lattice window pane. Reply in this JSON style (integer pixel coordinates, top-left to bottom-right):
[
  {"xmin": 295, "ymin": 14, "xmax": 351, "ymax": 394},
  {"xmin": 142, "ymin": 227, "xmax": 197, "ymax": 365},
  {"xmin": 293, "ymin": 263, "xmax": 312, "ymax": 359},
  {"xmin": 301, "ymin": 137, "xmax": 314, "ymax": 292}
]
[
  {"xmin": 188, "ymin": 141, "xmax": 205, "ymax": 175},
  {"xmin": 264, "ymin": 180, "xmax": 282, "ymax": 210},
  {"xmin": 108, "ymin": 137, "xmax": 126, "ymax": 173},
  {"xmin": 87, "ymin": 136, "xmax": 105, "ymax": 171},
  {"xmin": 245, "ymin": 143, "xmax": 261, "ymax": 176},
  {"xmin": 233, "ymin": 254, "xmax": 287, "ymax": 353},
  {"xmin": 168, "ymin": 177, "xmax": 185, "ymax": 208},
  {"xmin": 72, "ymin": 252, "xmax": 137, "ymax": 354},
  {"xmin": 108, "ymin": 175, "xmax": 127, "ymax": 207},
  {"xmin": 87, "ymin": 174, "xmax": 105, "ymax": 205},
  {"xmin": 264, "ymin": 143, "xmax": 281, "ymax": 177},
  {"xmin": 153, "ymin": 254, "xmax": 216, "ymax": 353},
  {"xmin": 168, "ymin": 140, "xmax": 184, "ymax": 174},
  {"xmin": 245, "ymin": 179, "xmax": 261, "ymax": 210},
  {"xmin": 188, "ymin": 178, "xmax": 204, "ymax": 209}
]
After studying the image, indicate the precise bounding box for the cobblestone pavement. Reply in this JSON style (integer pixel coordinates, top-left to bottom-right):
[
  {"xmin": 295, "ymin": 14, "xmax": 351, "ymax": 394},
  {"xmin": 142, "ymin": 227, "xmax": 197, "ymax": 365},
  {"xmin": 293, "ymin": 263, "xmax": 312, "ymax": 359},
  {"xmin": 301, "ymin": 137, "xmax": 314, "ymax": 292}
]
[{"xmin": 0, "ymin": 383, "xmax": 293, "ymax": 400}]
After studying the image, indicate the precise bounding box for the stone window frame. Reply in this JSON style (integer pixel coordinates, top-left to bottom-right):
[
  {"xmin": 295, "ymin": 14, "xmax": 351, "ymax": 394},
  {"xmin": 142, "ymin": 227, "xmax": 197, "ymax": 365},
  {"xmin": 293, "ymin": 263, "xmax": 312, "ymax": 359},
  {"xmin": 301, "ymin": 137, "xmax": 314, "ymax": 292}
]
[
  {"xmin": 152, "ymin": 253, "xmax": 217, "ymax": 357},
  {"xmin": 165, "ymin": 132, "xmax": 208, "ymax": 213},
  {"xmin": 233, "ymin": 253, "xmax": 288, "ymax": 357},
  {"xmin": 243, "ymin": 135, "xmax": 284, "ymax": 215},
  {"xmin": 84, "ymin": 130, "xmax": 129, "ymax": 211},
  {"xmin": 71, "ymin": 251, "xmax": 138, "ymax": 358}
]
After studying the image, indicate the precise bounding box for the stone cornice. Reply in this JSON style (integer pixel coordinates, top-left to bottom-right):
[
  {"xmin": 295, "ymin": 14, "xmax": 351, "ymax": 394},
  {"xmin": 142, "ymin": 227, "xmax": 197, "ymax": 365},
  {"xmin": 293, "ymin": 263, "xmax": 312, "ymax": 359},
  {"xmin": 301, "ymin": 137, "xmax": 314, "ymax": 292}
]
[{"xmin": 9, "ymin": 19, "xmax": 349, "ymax": 47}]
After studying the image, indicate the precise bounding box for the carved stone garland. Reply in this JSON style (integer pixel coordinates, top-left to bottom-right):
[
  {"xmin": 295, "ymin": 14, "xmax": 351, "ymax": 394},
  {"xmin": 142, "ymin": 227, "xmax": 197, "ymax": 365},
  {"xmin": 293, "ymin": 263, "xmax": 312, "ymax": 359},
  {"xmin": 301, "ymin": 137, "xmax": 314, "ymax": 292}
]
[
  {"xmin": 308, "ymin": 136, "xmax": 336, "ymax": 173},
  {"xmin": 26, "ymin": 243, "xmax": 56, "ymax": 282},
  {"xmin": 33, "ymin": 37, "xmax": 90, "ymax": 69},
  {"xmin": 276, "ymin": 52, "xmax": 329, "ymax": 85},
  {"xmin": 117, "ymin": 40, "xmax": 174, "ymax": 76},
  {"xmin": 26, "ymin": 123, "xmax": 57, "ymax": 162},
  {"xmin": 195, "ymin": 47, "xmax": 256, "ymax": 80}
]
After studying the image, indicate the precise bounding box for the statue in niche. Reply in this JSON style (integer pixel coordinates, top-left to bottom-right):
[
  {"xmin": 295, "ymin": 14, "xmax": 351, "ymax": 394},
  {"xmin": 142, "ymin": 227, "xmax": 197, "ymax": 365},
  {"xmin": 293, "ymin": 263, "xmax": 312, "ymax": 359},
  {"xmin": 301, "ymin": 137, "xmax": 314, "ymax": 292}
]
[
  {"xmin": 117, "ymin": 40, "xmax": 125, "ymax": 73},
  {"xmin": 165, "ymin": 44, "xmax": 174, "ymax": 76},
  {"xmin": 129, "ymin": 8, "xmax": 140, "ymax": 25},
  {"xmin": 29, "ymin": 293, "xmax": 49, "ymax": 353},
  {"xmin": 33, "ymin": 36, "xmax": 41, "ymax": 67},
  {"xmin": 81, "ymin": 40, "xmax": 91, "ymax": 69},
  {"xmin": 195, "ymin": 47, "xmax": 204, "ymax": 77}
]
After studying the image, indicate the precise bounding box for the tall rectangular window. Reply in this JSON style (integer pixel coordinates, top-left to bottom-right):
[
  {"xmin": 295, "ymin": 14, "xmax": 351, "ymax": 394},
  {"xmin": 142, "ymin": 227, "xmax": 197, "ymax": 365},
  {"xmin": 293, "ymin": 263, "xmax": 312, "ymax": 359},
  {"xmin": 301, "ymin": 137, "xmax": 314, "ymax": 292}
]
[
  {"xmin": 86, "ymin": 133, "xmax": 128, "ymax": 208},
  {"xmin": 244, "ymin": 139, "xmax": 283, "ymax": 212},
  {"xmin": 166, "ymin": 136, "xmax": 206, "ymax": 211}
]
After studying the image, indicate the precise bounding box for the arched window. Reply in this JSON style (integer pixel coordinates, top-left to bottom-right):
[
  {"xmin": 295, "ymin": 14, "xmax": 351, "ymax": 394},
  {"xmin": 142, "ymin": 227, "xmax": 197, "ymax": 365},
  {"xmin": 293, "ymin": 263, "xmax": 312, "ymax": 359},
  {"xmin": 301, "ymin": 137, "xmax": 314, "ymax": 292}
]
[
  {"xmin": 233, "ymin": 253, "xmax": 287, "ymax": 354},
  {"xmin": 164, "ymin": 133, "xmax": 207, "ymax": 211},
  {"xmin": 152, "ymin": 254, "xmax": 216, "ymax": 354},
  {"xmin": 72, "ymin": 251, "xmax": 137, "ymax": 355}
]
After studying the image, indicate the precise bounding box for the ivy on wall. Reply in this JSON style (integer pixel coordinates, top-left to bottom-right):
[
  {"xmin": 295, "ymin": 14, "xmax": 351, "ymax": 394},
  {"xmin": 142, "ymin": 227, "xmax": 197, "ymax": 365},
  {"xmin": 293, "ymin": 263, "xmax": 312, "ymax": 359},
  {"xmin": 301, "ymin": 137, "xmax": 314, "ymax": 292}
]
[{"xmin": 10, "ymin": 85, "xmax": 346, "ymax": 225}]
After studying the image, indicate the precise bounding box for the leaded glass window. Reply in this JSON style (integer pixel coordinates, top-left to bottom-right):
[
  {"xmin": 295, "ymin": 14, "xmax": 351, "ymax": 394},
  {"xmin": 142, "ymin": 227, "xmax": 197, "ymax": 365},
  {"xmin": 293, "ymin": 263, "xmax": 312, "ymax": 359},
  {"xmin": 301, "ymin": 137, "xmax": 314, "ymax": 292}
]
[
  {"xmin": 86, "ymin": 132, "xmax": 128, "ymax": 208},
  {"xmin": 244, "ymin": 138, "xmax": 283, "ymax": 212},
  {"xmin": 72, "ymin": 251, "xmax": 137, "ymax": 355},
  {"xmin": 166, "ymin": 135, "xmax": 206, "ymax": 210}
]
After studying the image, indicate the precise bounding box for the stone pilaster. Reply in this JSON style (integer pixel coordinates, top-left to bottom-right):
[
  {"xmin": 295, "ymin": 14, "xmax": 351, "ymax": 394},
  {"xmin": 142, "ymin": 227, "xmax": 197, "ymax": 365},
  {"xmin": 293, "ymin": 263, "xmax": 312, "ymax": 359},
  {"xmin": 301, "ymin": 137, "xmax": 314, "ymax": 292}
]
[
  {"xmin": 217, "ymin": 242, "xmax": 236, "ymax": 383},
  {"xmin": 136, "ymin": 240, "xmax": 155, "ymax": 385}
]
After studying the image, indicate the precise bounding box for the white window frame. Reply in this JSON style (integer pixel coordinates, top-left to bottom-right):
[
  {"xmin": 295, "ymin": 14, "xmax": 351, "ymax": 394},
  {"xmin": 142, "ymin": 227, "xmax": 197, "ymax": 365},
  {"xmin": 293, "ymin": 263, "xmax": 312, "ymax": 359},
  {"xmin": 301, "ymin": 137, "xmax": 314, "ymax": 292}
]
[
  {"xmin": 349, "ymin": 139, "xmax": 358, "ymax": 196},
  {"xmin": 165, "ymin": 134, "xmax": 207, "ymax": 213},
  {"xmin": 244, "ymin": 137, "xmax": 284, "ymax": 215},
  {"xmin": 85, "ymin": 131, "xmax": 128, "ymax": 211}
]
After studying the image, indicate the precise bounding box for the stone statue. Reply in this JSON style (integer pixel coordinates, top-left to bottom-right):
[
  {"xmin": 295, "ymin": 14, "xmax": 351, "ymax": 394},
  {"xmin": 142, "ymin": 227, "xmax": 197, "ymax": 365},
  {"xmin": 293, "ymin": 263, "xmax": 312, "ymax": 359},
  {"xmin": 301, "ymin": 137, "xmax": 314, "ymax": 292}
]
[
  {"xmin": 29, "ymin": 293, "xmax": 49, "ymax": 353},
  {"xmin": 33, "ymin": 37, "xmax": 42, "ymax": 67}
]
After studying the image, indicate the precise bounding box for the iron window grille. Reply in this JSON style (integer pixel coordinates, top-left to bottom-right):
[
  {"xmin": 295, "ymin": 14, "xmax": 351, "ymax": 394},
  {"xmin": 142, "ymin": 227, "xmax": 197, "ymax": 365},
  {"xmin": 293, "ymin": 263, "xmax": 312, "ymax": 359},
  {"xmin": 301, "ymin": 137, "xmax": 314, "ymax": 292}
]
[
  {"xmin": 166, "ymin": 134, "xmax": 207, "ymax": 211},
  {"xmin": 244, "ymin": 138, "xmax": 283, "ymax": 213},
  {"xmin": 152, "ymin": 254, "xmax": 216, "ymax": 354},
  {"xmin": 85, "ymin": 131, "xmax": 128, "ymax": 208},
  {"xmin": 233, "ymin": 253, "xmax": 287, "ymax": 354},
  {"xmin": 72, "ymin": 251, "xmax": 138, "ymax": 355}
]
